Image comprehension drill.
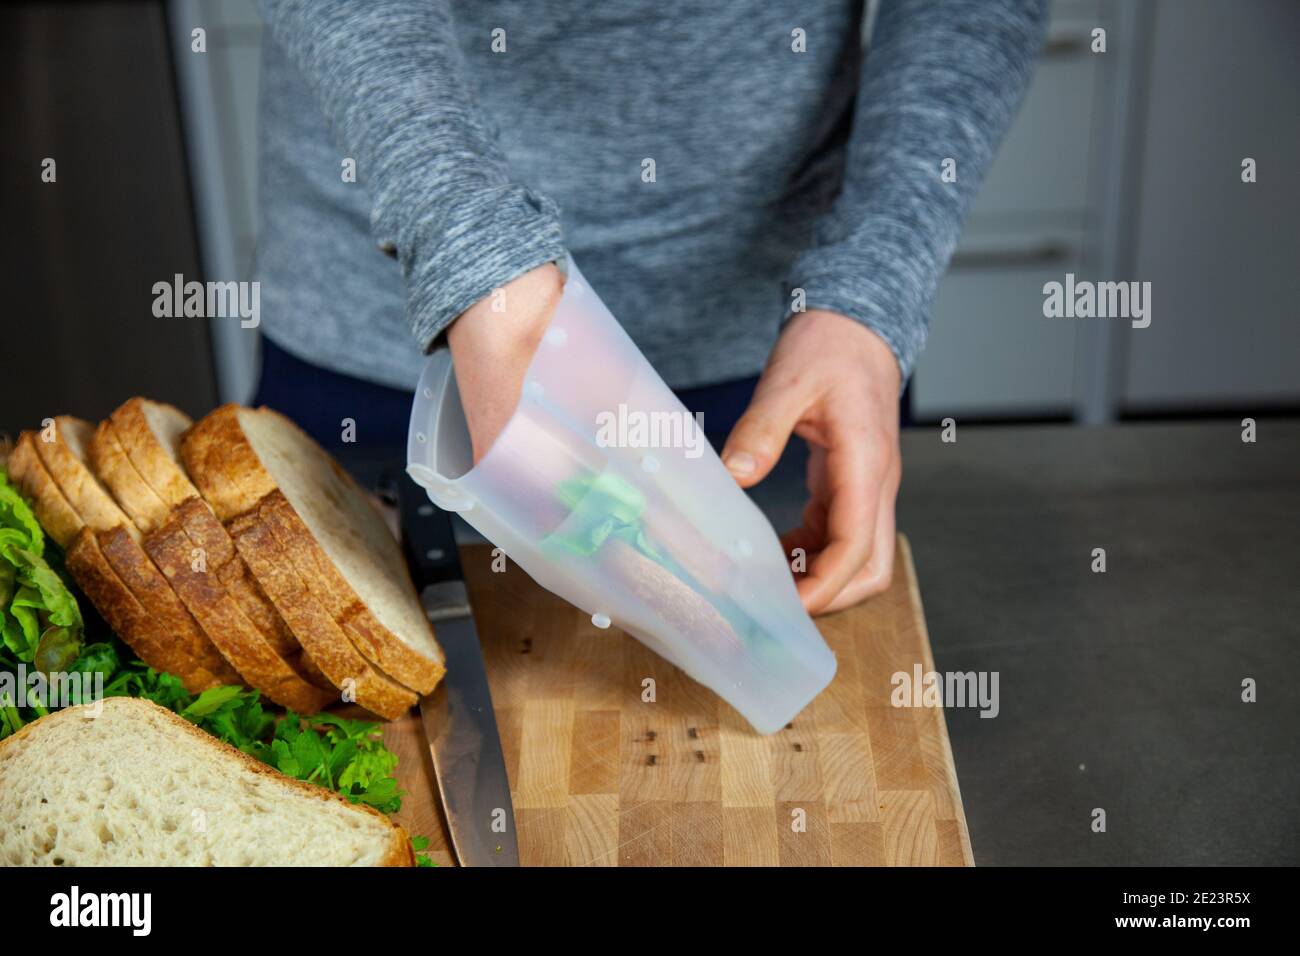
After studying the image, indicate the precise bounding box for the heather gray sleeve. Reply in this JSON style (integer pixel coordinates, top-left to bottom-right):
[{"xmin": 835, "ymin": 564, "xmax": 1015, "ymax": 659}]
[
  {"xmin": 789, "ymin": 0, "xmax": 1048, "ymax": 381},
  {"xmin": 257, "ymin": 0, "xmax": 566, "ymax": 351}
]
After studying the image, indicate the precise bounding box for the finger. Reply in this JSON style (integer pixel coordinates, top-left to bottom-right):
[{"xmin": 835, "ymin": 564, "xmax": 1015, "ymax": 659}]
[
  {"xmin": 779, "ymin": 526, "xmax": 821, "ymax": 578},
  {"xmin": 797, "ymin": 484, "xmax": 830, "ymax": 545},
  {"xmin": 720, "ymin": 379, "xmax": 808, "ymax": 488},
  {"xmin": 780, "ymin": 449, "xmax": 829, "ymax": 575},
  {"xmin": 796, "ymin": 435, "xmax": 883, "ymax": 613},
  {"xmin": 819, "ymin": 470, "xmax": 898, "ymax": 614}
]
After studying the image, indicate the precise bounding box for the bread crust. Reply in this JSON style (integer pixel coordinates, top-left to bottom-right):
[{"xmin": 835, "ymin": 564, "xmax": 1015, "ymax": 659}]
[
  {"xmin": 98, "ymin": 524, "xmax": 243, "ymax": 687},
  {"xmin": 180, "ymin": 403, "xmax": 275, "ymax": 520},
  {"xmin": 65, "ymin": 528, "xmax": 226, "ymax": 692},
  {"xmin": 229, "ymin": 512, "xmax": 418, "ymax": 720},
  {"xmin": 183, "ymin": 405, "xmax": 443, "ymax": 695},
  {"xmin": 5, "ymin": 433, "xmax": 82, "ymax": 549},
  {"xmin": 109, "ymin": 397, "xmax": 201, "ymax": 508},
  {"xmin": 1, "ymin": 697, "xmax": 414, "ymax": 867},
  {"xmin": 89, "ymin": 419, "xmax": 171, "ymax": 534},
  {"xmin": 295, "ymin": 647, "xmax": 335, "ymax": 690},
  {"xmin": 12, "ymin": 400, "xmax": 434, "ymax": 727},
  {"xmin": 172, "ymin": 496, "xmax": 300, "ymax": 659},
  {"xmin": 144, "ymin": 505, "xmax": 334, "ymax": 714},
  {"xmin": 33, "ymin": 416, "xmax": 138, "ymax": 541}
]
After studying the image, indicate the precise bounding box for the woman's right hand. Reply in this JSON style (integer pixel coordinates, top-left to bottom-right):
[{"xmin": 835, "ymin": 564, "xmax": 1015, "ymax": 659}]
[{"xmin": 446, "ymin": 263, "xmax": 564, "ymax": 463}]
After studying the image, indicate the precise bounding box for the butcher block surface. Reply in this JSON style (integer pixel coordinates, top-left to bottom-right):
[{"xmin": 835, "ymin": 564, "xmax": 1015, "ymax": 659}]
[{"xmin": 386, "ymin": 535, "xmax": 973, "ymax": 866}]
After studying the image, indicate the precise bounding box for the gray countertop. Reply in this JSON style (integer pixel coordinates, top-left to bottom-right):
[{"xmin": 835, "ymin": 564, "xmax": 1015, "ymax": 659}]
[{"xmin": 753, "ymin": 418, "xmax": 1300, "ymax": 865}]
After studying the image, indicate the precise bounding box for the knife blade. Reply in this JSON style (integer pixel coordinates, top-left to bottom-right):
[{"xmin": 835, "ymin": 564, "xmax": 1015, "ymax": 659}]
[{"xmin": 399, "ymin": 476, "xmax": 519, "ymax": 867}]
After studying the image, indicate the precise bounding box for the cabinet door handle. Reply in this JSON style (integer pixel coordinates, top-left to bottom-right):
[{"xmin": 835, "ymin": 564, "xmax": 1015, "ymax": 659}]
[
  {"xmin": 949, "ymin": 241, "xmax": 1072, "ymax": 270},
  {"xmin": 1043, "ymin": 34, "xmax": 1087, "ymax": 56}
]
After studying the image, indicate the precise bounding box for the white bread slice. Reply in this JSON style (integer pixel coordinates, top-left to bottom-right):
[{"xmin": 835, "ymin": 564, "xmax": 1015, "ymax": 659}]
[
  {"xmin": 7, "ymin": 429, "xmax": 238, "ymax": 690},
  {"xmin": 0, "ymin": 697, "xmax": 413, "ymax": 866},
  {"xmin": 182, "ymin": 405, "xmax": 444, "ymax": 695},
  {"xmin": 109, "ymin": 398, "xmax": 201, "ymax": 509}
]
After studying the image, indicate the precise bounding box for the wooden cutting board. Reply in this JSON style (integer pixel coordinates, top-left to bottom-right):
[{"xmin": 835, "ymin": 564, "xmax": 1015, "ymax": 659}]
[{"xmin": 385, "ymin": 535, "xmax": 973, "ymax": 866}]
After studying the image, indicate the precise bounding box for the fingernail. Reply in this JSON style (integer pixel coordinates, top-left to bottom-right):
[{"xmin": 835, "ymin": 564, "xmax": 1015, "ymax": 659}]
[{"xmin": 724, "ymin": 450, "xmax": 755, "ymax": 476}]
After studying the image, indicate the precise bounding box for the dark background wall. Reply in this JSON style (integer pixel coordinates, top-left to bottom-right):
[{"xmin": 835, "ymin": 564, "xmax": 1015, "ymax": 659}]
[{"xmin": 0, "ymin": 1, "xmax": 217, "ymax": 440}]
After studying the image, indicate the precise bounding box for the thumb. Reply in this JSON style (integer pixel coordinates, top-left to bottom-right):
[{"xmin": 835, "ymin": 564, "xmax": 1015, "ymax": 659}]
[{"xmin": 720, "ymin": 382, "xmax": 805, "ymax": 488}]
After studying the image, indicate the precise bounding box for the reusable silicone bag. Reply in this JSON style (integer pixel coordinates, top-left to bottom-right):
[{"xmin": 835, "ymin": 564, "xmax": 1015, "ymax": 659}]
[{"xmin": 407, "ymin": 259, "xmax": 836, "ymax": 733}]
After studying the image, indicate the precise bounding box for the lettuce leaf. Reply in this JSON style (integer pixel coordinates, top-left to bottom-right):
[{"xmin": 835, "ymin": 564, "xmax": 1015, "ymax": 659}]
[
  {"xmin": 0, "ymin": 469, "xmax": 43, "ymax": 557},
  {"xmin": 0, "ymin": 470, "xmax": 83, "ymax": 667}
]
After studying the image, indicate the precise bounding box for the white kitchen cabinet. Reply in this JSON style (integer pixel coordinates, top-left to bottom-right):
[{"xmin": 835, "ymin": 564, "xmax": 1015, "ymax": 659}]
[
  {"xmin": 911, "ymin": 0, "xmax": 1115, "ymax": 421},
  {"xmin": 912, "ymin": 230, "xmax": 1084, "ymax": 419},
  {"xmin": 1121, "ymin": 0, "xmax": 1300, "ymax": 410},
  {"xmin": 967, "ymin": 10, "xmax": 1100, "ymax": 223}
]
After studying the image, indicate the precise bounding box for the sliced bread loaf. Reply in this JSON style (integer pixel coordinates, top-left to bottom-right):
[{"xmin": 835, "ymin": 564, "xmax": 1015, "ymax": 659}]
[
  {"xmin": 183, "ymin": 406, "xmax": 444, "ymax": 695},
  {"xmin": 9, "ymin": 418, "xmax": 239, "ymax": 691},
  {"xmin": 90, "ymin": 399, "xmax": 325, "ymax": 706},
  {"xmin": 0, "ymin": 697, "xmax": 413, "ymax": 866}
]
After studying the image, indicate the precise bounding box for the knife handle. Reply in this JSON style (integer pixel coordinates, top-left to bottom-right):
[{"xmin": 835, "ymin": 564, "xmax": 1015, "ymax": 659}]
[{"xmin": 399, "ymin": 473, "xmax": 462, "ymax": 587}]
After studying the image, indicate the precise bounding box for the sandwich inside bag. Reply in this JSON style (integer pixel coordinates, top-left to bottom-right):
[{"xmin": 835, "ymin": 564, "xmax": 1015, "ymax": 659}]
[{"xmin": 407, "ymin": 259, "xmax": 836, "ymax": 733}]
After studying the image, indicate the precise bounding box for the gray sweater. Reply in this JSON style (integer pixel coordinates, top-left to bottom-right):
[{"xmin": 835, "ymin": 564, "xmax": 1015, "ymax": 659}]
[{"xmin": 255, "ymin": 0, "xmax": 1046, "ymax": 391}]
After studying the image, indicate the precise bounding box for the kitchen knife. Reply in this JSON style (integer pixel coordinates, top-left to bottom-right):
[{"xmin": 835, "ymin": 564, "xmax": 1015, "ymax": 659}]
[{"xmin": 398, "ymin": 476, "xmax": 519, "ymax": 867}]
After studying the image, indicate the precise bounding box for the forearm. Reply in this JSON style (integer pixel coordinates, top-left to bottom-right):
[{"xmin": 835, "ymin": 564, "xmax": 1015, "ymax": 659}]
[
  {"xmin": 259, "ymin": 0, "xmax": 565, "ymax": 349},
  {"xmin": 789, "ymin": 0, "xmax": 1049, "ymax": 381}
]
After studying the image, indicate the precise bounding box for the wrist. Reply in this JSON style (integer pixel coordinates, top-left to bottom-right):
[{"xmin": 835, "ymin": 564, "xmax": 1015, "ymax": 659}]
[
  {"xmin": 787, "ymin": 309, "xmax": 902, "ymax": 392},
  {"xmin": 448, "ymin": 262, "xmax": 564, "ymax": 360}
]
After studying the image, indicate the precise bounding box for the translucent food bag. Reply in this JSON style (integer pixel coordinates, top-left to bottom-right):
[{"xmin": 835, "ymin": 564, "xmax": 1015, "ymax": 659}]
[{"xmin": 407, "ymin": 259, "xmax": 836, "ymax": 733}]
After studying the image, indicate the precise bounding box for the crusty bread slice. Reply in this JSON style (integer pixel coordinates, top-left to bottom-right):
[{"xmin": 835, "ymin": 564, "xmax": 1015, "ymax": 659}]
[
  {"xmin": 144, "ymin": 498, "xmax": 334, "ymax": 713},
  {"xmin": 4, "ymin": 433, "xmax": 82, "ymax": 549},
  {"xmin": 109, "ymin": 398, "xmax": 201, "ymax": 509},
  {"xmin": 96, "ymin": 524, "xmax": 243, "ymax": 687},
  {"xmin": 183, "ymin": 405, "xmax": 444, "ymax": 695},
  {"xmin": 228, "ymin": 511, "xmax": 418, "ymax": 720},
  {"xmin": 32, "ymin": 417, "xmax": 140, "ymax": 542},
  {"xmin": 89, "ymin": 418, "xmax": 172, "ymax": 534},
  {"xmin": 65, "ymin": 528, "xmax": 230, "ymax": 688},
  {"xmin": 171, "ymin": 496, "xmax": 302, "ymax": 660},
  {"xmin": 10, "ymin": 419, "xmax": 239, "ymax": 691},
  {"xmin": 0, "ymin": 697, "xmax": 413, "ymax": 866}
]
